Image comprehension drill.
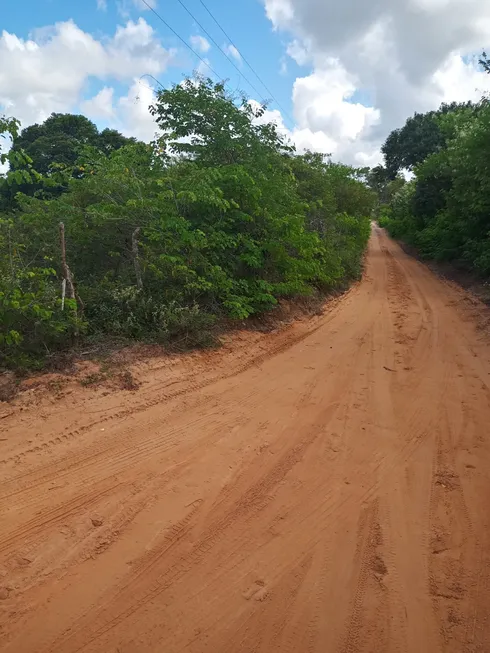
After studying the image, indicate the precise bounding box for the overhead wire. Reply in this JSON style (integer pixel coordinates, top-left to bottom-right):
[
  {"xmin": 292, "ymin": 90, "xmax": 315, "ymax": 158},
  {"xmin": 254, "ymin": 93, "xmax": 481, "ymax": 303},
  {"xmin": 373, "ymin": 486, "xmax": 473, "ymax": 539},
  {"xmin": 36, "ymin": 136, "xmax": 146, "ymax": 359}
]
[
  {"xmin": 197, "ymin": 0, "xmax": 296, "ymax": 126},
  {"xmin": 139, "ymin": 0, "xmax": 223, "ymax": 82},
  {"xmin": 168, "ymin": 0, "xmax": 266, "ymax": 102},
  {"xmin": 139, "ymin": 73, "xmax": 165, "ymax": 89},
  {"xmin": 135, "ymin": 0, "xmax": 295, "ymax": 131}
]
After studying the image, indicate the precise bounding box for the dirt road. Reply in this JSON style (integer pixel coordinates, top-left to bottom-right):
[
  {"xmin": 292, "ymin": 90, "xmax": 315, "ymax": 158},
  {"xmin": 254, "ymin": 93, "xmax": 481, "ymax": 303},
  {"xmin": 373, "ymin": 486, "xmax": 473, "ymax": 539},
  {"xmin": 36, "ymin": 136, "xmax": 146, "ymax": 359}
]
[{"xmin": 2, "ymin": 226, "xmax": 490, "ymax": 653}]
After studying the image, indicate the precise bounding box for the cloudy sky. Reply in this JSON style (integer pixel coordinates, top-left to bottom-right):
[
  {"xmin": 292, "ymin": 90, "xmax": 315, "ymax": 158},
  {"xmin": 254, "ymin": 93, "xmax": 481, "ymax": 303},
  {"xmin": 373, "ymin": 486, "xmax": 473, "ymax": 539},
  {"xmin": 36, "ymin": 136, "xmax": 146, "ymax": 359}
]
[{"xmin": 2, "ymin": 0, "xmax": 490, "ymax": 166}]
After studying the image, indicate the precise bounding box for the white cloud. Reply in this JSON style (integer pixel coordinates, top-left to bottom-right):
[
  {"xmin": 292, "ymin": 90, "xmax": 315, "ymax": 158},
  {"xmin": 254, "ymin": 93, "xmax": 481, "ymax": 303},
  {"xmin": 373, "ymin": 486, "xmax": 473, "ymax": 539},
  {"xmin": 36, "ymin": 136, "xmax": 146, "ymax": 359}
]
[
  {"xmin": 133, "ymin": 0, "xmax": 157, "ymax": 8},
  {"xmin": 118, "ymin": 80, "xmax": 159, "ymax": 141},
  {"xmin": 0, "ymin": 18, "xmax": 175, "ymax": 127},
  {"xmin": 190, "ymin": 35, "xmax": 211, "ymax": 53},
  {"xmin": 292, "ymin": 62, "xmax": 380, "ymax": 142},
  {"xmin": 249, "ymin": 100, "xmax": 286, "ymax": 128},
  {"xmin": 74, "ymin": 78, "xmax": 161, "ymax": 143},
  {"xmin": 73, "ymin": 78, "xmax": 160, "ymax": 143},
  {"xmin": 262, "ymin": 0, "xmax": 490, "ymax": 164},
  {"xmin": 224, "ymin": 44, "xmax": 241, "ymax": 63},
  {"xmin": 250, "ymin": 80, "xmax": 383, "ymax": 167},
  {"xmin": 286, "ymin": 40, "xmax": 311, "ymax": 66},
  {"xmin": 96, "ymin": 0, "xmax": 108, "ymax": 10},
  {"xmin": 195, "ymin": 58, "xmax": 212, "ymax": 77},
  {"xmin": 433, "ymin": 54, "xmax": 490, "ymax": 103},
  {"xmin": 0, "ymin": 136, "xmax": 12, "ymax": 175},
  {"xmin": 117, "ymin": 0, "xmax": 157, "ymax": 17},
  {"xmin": 80, "ymin": 87, "xmax": 115, "ymax": 120}
]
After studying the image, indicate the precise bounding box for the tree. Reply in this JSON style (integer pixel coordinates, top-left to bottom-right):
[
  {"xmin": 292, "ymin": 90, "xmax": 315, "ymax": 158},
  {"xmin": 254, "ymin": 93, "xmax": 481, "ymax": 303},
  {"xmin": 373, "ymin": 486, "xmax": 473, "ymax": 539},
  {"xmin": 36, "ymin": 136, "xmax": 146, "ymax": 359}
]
[
  {"xmin": 381, "ymin": 102, "xmax": 475, "ymax": 178},
  {"xmin": 10, "ymin": 113, "xmax": 134, "ymax": 176},
  {"xmin": 0, "ymin": 116, "xmax": 43, "ymax": 210},
  {"xmin": 382, "ymin": 112, "xmax": 444, "ymax": 178},
  {"xmin": 98, "ymin": 128, "xmax": 136, "ymax": 155},
  {"xmin": 366, "ymin": 165, "xmax": 390, "ymax": 195},
  {"xmin": 1, "ymin": 113, "xmax": 136, "ymax": 207},
  {"xmin": 381, "ymin": 97, "xmax": 490, "ymax": 272},
  {"xmin": 150, "ymin": 76, "xmax": 294, "ymax": 167},
  {"xmin": 479, "ymin": 51, "xmax": 490, "ymax": 75},
  {"xmin": 11, "ymin": 114, "xmax": 99, "ymax": 175},
  {"xmin": 1, "ymin": 80, "xmax": 375, "ymax": 369}
]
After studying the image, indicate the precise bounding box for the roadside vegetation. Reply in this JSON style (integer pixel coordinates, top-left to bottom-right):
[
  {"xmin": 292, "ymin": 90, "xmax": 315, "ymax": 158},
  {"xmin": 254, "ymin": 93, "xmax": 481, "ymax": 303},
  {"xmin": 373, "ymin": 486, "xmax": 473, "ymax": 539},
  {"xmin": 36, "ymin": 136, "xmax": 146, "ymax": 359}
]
[
  {"xmin": 377, "ymin": 54, "xmax": 490, "ymax": 278},
  {"xmin": 0, "ymin": 78, "xmax": 375, "ymax": 370}
]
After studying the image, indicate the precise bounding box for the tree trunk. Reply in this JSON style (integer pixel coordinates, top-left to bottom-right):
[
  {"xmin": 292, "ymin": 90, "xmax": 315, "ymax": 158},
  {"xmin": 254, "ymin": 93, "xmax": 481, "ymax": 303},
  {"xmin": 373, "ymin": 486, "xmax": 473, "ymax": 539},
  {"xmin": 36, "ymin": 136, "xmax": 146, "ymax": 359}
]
[
  {"xmin": 59, "ymin": 222, "xmax": 76, "ymax": 301},
  {"xmin": 132, "ymin": 227, "xmax": 143, "ymax": 290},
  {"xmin": 59, "ymin": 222, "xmax": 81, "ymax": 336}
]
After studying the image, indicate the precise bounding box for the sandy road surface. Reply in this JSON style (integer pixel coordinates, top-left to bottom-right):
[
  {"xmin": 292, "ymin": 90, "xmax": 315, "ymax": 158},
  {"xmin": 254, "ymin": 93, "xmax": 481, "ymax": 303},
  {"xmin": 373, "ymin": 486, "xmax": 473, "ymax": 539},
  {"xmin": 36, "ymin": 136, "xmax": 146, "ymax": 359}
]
[{"xmin": 2, "ymin": 226, "xmax": 490, "ymax": 653}]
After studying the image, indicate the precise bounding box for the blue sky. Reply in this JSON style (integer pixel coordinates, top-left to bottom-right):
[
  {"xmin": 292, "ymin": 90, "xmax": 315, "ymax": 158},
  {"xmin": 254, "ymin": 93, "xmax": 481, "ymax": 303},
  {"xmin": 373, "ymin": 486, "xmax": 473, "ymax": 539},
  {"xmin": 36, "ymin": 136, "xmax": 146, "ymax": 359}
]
[
  {"xmin": 2, "ymin": 0, "xmax": 490, "ymax": 166},
  {"xmin": 1, "ymin": 0, "xmax": 302, "ymax": 128}
]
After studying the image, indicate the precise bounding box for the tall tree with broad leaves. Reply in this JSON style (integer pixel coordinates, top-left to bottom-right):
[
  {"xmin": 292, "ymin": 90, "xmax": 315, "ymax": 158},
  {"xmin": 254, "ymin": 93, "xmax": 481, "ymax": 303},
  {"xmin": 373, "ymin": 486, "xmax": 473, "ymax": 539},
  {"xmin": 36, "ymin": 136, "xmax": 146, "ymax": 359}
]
[
  {"xmin": 381, "ymin": 102, "xmax": 475, "ymax": 178},
  {"xmin": 149, "ymin": 76, "xmax": 294, "ymax": 167},
  {"xmin": 10, "ymin": 114, "xmax": 134, "ymax": 175}
]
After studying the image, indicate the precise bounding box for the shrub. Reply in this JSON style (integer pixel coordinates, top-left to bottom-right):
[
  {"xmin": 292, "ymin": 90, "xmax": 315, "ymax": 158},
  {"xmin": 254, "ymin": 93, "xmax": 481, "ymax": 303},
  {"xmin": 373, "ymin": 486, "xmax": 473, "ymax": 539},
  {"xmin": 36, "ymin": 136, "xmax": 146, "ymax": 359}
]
[{"xmin": 0, "ymin": 83, "xmax": 375, "ymax": 370}]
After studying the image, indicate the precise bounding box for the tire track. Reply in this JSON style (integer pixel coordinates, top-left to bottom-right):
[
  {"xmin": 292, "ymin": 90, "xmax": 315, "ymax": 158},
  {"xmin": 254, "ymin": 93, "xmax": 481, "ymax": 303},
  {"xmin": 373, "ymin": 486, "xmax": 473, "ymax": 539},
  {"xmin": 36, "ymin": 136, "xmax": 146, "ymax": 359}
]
[
  {"xmin": 340, "ymin": 499, "xmax": 381, "ymax": 653},
  {"xmin": 0, "ymin": 316, "xmax": 329, "ymax": 472},
  {"xmin": 4, "ymin": 226, "xmax": 490, "ymax": 653}
]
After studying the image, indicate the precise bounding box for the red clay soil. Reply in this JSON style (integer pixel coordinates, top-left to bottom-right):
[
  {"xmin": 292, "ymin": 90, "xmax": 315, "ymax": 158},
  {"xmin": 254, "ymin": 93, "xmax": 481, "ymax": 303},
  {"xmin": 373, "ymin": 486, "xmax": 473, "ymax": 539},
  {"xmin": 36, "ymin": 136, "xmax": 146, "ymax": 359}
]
[{"xmin": 1, "ymin": 226, "xmax": 490, "ymax": 652}]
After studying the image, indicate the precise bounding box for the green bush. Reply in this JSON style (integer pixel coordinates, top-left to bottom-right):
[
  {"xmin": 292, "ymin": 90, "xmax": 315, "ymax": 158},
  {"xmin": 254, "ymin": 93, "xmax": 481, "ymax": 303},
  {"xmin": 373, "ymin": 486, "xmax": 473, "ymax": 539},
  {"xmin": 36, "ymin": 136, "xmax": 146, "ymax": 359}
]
[
  {"xmin": 382, "ymin": 97, "xmax": 490, "ymax": 275},
  {"xmin": 0, "ymin": 83, "xmax": 375, "ymax": 370},
  {"xmin": 0, "ymin": 265, "xmax": 81, "ymax": 369},
  {"xmin": 87, "ymin": 287, "xmax": 215, "ymax": 346}
]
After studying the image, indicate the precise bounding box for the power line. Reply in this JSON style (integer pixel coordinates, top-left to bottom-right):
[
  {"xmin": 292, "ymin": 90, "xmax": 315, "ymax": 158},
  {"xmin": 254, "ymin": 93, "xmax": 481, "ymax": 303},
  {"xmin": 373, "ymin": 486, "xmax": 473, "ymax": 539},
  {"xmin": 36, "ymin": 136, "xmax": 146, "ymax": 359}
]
[
  {"xmin": 135, "ymin": 0, "xmax": 295, "ymax": 132},
  {"xmin": 139, "ymin": 73, "xmax": 165, "ymax": 89},
  {"xmin": 170, "ymin": 0, "xmax": 266, "ymax": 102},
  {"xmin": 139, "ymin": 0, "xmax": 223, "ymax": 81},
  {"xmin": 197, "ymin": 0, "xmax": 296, "ymax": 126}
]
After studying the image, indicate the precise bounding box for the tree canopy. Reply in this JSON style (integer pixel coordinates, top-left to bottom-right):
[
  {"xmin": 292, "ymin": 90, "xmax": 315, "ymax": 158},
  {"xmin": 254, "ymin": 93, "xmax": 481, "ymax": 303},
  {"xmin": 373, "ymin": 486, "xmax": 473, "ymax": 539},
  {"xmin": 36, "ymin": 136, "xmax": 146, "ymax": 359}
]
[
  {"xmin": 0, "ymin": 79, "xmax": 375, "ymax": 370},
  {"xmin": 0, "ymin": 113, "xmax": 135, "ymax": 211},
  {"xmin": 10, "ymin": 113, "xmax": 134, "ymax": 175},
  {"xmin": 381, "ymin": 102, "xmax": 475, "ymax": 178},
  {"xmin": 379, "ymin": 57, "xmax": 490, "ymax": 275}
]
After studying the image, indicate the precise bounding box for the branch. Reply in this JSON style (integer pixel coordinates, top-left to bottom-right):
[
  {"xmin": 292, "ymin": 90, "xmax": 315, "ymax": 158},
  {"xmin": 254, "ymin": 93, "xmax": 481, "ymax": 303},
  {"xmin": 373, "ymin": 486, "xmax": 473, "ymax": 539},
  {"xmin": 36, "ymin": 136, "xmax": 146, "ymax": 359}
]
[
  {"xmin": 59, "ymin": 222, "xmax": 75, "ymax": 300},
  {"xmin": 132, "ymin": 226, "xmax": 143, "ymax": 290}
]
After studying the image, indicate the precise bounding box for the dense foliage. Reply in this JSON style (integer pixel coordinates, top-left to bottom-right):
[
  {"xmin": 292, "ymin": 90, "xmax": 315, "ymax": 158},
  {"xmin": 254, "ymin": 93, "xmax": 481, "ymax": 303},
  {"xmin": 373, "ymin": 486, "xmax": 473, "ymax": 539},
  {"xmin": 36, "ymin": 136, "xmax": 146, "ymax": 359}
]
[
  {"xmin": 380, "ymin": 97, "xmax": 490, "ymax": 273},
  {"xmin": 379, "ymin": 56, "xmax": 490, "ymax": 275},
  {"xmin": 0, "ymin": 114, "xmax": 134, "ymax": 210},
  {"xmin": 0, "ymin": 79, "xmax": 375, "ymax": 369},
  {"xmin": 381, "ymin": 101, "xmax": 475, "ymax": 179}
]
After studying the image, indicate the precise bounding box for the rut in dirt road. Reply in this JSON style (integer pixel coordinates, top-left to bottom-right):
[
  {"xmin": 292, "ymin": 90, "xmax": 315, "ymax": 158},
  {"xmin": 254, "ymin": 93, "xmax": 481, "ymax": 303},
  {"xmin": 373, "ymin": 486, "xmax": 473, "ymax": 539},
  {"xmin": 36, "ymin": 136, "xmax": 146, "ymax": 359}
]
[{"xmin": 1, "ymin": 226, "xmax": 490, "ymax": 653}]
